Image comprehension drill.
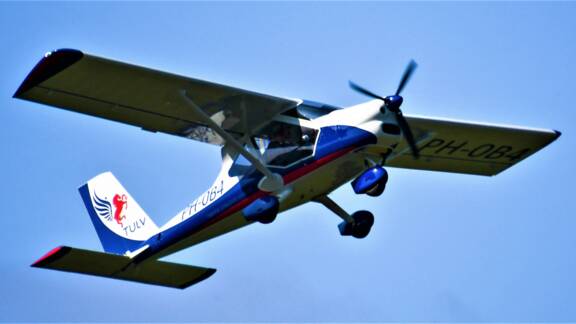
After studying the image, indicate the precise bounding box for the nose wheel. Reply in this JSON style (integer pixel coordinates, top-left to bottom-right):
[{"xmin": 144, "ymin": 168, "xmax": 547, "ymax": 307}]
[{"xmin": 313, "ymin": 196, "xmax": 374, "ymax": 239}]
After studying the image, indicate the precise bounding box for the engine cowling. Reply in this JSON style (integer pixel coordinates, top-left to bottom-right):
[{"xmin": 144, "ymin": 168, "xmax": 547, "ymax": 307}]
[
  {"xmin": 351, "ymin": 166, "xmax": 388, "ymax": 196},
  {"xmin": 243, "ymin": 196, "xmax": 279, "ymax": 224}
]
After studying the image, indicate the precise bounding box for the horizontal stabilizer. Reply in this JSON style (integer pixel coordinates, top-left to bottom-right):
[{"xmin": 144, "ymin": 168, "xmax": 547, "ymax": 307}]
[{"xmin": 32, "ymin": 246, "xmax": 216, "ymax": 289}]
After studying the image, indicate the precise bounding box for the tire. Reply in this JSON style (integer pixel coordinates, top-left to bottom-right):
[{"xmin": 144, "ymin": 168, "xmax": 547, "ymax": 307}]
[
  {"xmin": 365, "ymin": 182, "xmax": 386, "ymax": 197},
  {"xmin": 259, "ymin": 212, "xmax": 277, "ymax": 224},
  {"xmin": 351, "ymin": 210, "xmax": 374, "ymax": 239}
]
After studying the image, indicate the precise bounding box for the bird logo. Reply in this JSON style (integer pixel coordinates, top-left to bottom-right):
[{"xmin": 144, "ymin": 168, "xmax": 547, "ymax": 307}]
[{"xmin": 92, "ymin": 192, "xmax": 128, "ymax": 227}]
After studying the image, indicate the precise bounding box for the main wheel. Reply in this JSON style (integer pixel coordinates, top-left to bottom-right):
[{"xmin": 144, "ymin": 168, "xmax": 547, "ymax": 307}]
[
  {"xmin": 258, "ymin": 212, "xmax": 277, "ymax": 224},
  {"xmin": 351, "ymin": 210, "xmax": 374, "ymax": 238},
  {"xmin": 365, "ymin": 181, "xmax": 386, "ymax": 197},
  {"xmin": 338, "ymin": 210, "xmax": 374, "ymax": 239}
]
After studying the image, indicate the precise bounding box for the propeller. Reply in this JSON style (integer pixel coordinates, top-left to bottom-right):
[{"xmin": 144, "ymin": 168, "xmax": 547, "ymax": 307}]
[
  {"xmin": 395, "ymin": 60, "xmax": 417, "ymax": 96},
  {"xmin": 349, "ymin": 60, "xmax": 419, "ymax": 159}
]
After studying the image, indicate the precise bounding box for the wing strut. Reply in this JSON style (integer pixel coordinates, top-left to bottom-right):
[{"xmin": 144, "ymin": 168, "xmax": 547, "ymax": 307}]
[{"xmin": 180, "ymin": 90, "xmax": 284, "ymax": 192}]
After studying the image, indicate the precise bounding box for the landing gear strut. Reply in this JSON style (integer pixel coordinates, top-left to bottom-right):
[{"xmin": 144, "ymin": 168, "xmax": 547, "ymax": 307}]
[{"xmin": 313, "ymin": 196, "xmax": 374, "ymax": 239}]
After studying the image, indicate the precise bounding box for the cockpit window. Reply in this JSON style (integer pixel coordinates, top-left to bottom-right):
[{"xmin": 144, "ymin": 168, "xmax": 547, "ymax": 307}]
[
  {"xmin": 229, "ymin": 120, "xmax": 319, "ymax": 176},
  {"xmin": 252, "ymin": 121, "xmax": 318, "ymax": 167}
]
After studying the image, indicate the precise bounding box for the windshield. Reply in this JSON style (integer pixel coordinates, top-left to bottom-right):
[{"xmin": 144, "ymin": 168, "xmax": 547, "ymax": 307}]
[
  {"xmin": 251, "ymin": 121, "xmax": 317, "ymax": 167},
  {"xmin": 229, "ymin": 121, "xmax": 318, "ymax": 176}
]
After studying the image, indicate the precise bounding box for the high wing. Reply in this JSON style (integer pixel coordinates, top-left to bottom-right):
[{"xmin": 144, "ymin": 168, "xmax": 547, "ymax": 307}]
[
  {"xmin": 384, "ymin": 115, "xmax": 560, "ymax": 176},
  {"xmin": 14, "ymin": 49, "xmax": 300, "ymax": 145}
]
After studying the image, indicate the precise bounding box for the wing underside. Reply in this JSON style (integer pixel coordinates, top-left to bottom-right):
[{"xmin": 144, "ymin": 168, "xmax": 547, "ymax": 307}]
[
  {"xmin": 383, "ymin": 116, "xmax": 560, "ymax": 176},
  {"xmin": 32, "ymin": 246, "xmax": 215, "ymax": 289},
  {"xmin": 14, "ymin": 49, "xmax": 299, "ymax": 145}
]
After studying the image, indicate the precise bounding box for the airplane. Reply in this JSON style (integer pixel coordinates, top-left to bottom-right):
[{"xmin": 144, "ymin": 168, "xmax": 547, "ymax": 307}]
[{"xmin": 14, "ymin": 49, "xmax": 560, "ymax": 289}]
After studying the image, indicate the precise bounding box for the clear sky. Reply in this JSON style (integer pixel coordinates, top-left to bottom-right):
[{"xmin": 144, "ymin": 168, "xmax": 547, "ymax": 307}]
[{"xmin": 1, "ymin": 2, "xmax": 574, "ymax": 322}]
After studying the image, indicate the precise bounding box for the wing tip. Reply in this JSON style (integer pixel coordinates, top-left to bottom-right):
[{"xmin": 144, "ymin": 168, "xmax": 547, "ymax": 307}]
[
  {"xmin": 31, "ymin": 246, "xmax": 72, "ymax": 268},
  {"xmin": 554, "ymin": 130, "xmax": 562, "ymax": 140},
  {"xmin": 13, "ymin": 48, "xmax": 84, "ymax": 98},
  {"xmin": 177, "ymin": 268, "xmax": 217, "ymax": 289}
]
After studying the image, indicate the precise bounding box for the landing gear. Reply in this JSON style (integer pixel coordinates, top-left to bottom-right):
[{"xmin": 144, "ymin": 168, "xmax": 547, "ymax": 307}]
[
  {"xmin": 365, "ymin": 181, "xmax": 386, "ymax": 197},
  {"xmin": 243, "ymin": 196, "xmax": 279, "ymax": 224},
  {"xmin": 338, "ymin": 211, "xmax": 374, "ymax": 238},
  {"xmin": 258, "ymin": 212, "xmax": 277, "ymax": 224},
  {"xmin": 313, "ymin": 196, "xmax": 374, "ymax": 239},
  {"xmin": 351, "ymin": 166, "xmax": 388, "ymax": 197}
]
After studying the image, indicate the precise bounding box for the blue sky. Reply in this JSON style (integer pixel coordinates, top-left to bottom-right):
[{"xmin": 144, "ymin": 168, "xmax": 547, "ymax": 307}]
[{"xmin": 1, "ymin": 2, "xmax": 574, "ymax": 322}]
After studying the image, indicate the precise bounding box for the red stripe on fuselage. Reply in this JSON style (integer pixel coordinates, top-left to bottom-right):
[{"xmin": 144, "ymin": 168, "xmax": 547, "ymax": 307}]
[
  {"xmin": 283, "ymin": 146, "xmax": 355, "ymax": 184},
  {"xmin": 192, "ymin": 146, "xmax": 356, "ymax": 232}
]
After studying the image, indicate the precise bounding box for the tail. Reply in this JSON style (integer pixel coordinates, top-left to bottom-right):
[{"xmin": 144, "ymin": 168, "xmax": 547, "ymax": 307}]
[
  {"xmin": 31, "ymin": 171, "xmax": 215, "ymax": 289},
  {"xmin": 78, "ymin": 172, "xmax": 159, "ymax": 255}
]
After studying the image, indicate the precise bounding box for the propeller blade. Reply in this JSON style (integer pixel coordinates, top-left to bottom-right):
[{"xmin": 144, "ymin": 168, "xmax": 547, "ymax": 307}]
[
  {"xmin": 395, "ymin": 60, "xmax": 417, "ymax": 96},
  {"xmin": 349, "ymin": 81, "xmax": 386, "ymax": 101},
  {"xmin": 394, "ymin": 112, "xmax": 420, "ymax": 159},
  {"xmin": 349, "ymin": 60, "xmax": 419, "ymax": 158}
]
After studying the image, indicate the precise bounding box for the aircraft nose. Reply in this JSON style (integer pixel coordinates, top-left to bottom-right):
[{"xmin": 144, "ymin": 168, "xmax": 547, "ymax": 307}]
[{"xmin": 384, "ymin": 95, "xmax": 403, "ymax": 112}]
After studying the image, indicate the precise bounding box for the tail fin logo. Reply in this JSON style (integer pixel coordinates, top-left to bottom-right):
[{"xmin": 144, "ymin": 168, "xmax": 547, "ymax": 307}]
[
  {"xmin": 92, "ymin": 192, "xmax": 128, "ymax": 227},
  {"xmin": 112, "ymin": 194, "xmax": 127, "ymax": 226},
  {"xmin": 82, "ymin": 172, "xmax": 159, "ymax": 243}
]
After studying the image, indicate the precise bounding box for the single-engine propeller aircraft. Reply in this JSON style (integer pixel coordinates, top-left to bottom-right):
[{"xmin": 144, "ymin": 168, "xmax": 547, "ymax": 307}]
[{"xmin": 15, "ymin": 49, "xmax": 560, "ymax": 289}]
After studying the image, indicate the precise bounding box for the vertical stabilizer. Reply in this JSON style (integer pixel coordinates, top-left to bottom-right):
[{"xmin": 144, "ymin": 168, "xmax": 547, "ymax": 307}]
[{"xmin": 78, "ymin": 172, "xmax": 158, "ymax": 255}]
